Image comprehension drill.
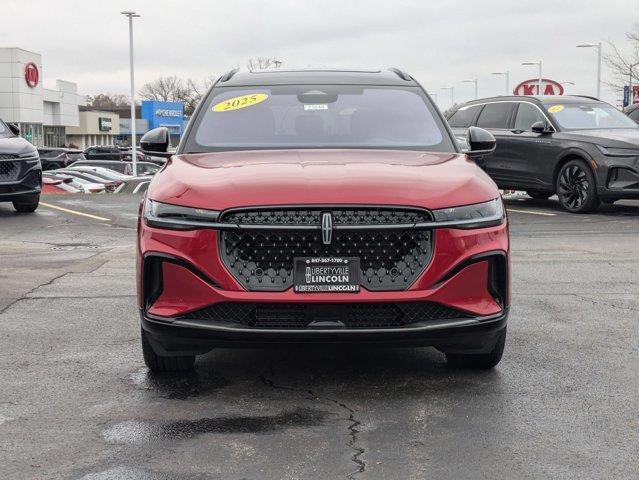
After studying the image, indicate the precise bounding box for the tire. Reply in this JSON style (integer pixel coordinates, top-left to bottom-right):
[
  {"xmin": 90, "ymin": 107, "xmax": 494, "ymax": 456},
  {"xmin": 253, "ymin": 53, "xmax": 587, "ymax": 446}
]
[
  {"xmin": 446, "ymin": 328, "xmax": 506, "ymax": 369},
  {"xmin": 12, "ymin": 194, "xmax": 40, "ymax": 213},
  {"xmin": 527, "ymin": 190, "xmax": 552, "ymax": 200},
  {"xmin": 555, "ymin": 160, "xmax": 600, "ymax": 213},
  {"xmin": 141, "ymin": 328, "xmax": 195, "ymax": 373}
]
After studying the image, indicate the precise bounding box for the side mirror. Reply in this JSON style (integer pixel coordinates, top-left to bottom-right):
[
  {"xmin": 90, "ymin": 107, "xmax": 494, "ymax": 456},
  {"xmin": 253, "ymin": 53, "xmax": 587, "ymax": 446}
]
[
  {"xmin": 531, "ymin": 120, "xmax": 553, "ymax": 134},
  {"xmin": 466, "ymin": 126, "xmax": 496, "ymax": 159},
  {"xmin": 8, "ymin": 123, "xmax": 20, "ymax": 136},
  {"xmin": 140, "ymin": 127, "xmax": 171, "ymax": 157}
]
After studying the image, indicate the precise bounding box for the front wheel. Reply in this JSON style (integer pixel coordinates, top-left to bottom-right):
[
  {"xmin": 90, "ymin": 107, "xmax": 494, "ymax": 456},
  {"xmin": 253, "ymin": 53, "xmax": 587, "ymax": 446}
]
[
  {"xmin": 556, "ymin": 160, "xmax": 600, "ymax": 213},
  {"xmin": 12, "ymin": 194, "xmax": 40, "ymax": 213},
  {"xmin": 446, "ymin": 328, "xmax": 506, "ymax": 369},
  {"xmin": 141, "ymin": 329, "xmax": 195, "ymax": 373}
]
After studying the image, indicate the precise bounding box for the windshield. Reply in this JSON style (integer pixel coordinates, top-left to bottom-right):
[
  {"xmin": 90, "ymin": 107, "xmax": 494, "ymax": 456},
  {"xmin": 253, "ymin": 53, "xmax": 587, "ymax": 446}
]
[
  {"xmin": 545, "ymin": 102, "xmax": 637, "ymax": 130},
  {"xmin": 187, "ymin": 85, "xmax": 454, "ymax": 152}
]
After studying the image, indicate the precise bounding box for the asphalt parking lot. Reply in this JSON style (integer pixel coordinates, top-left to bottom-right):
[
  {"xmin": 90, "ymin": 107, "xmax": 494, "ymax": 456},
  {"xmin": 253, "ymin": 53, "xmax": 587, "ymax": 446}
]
[{"xmin": 1, "ymin": 194, "xmax": 638, "ymax": 480}]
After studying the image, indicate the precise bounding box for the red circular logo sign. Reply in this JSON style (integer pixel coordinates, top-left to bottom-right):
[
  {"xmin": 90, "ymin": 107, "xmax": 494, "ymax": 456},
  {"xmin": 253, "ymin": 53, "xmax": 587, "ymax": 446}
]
[{"xmin": 24, "ymin": 62, "xmax": 39, "ymax": 88}]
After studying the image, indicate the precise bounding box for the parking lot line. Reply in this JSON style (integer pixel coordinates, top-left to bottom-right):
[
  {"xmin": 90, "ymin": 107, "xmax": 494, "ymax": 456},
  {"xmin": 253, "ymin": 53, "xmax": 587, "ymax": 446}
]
[
  {"xmin": 507, "ymin": 208, "xmax": 557, "ymax": 217},
  {"xmin": 40, "ymin": 202, "xmax": 111, "ymax": 222}
]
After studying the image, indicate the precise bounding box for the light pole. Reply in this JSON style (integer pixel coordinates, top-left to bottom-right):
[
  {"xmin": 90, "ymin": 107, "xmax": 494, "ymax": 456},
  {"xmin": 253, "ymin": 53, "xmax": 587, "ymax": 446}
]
[
  {"xmin": 428, "ymin": 92, "xmax": 438, "ymax": 105},
  {"xmin": 577, "ymin": 43, "xmax": 602, "ymax": 98},
  {"xmin": 122, "ymin": 10, "xmax": 140, "ymax": 176},
  {"xmin": 441, "ymin": 86, "xmax": 454, "ymax": 108},
  {"xmin": 462, "ymin": 78, "xmax": 478, "ymax": 99},
  {"xmin": 492, "ymin": 71, "xmax": 510, "ymax": 95},
  {"xmin": 522, "ymin": 61, "xmax": 543, "ymax": 95}
]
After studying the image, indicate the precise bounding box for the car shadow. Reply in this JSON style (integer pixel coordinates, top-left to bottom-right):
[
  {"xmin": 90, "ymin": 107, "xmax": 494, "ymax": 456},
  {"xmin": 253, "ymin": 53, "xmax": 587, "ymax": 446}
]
[{"xmin": 131, "ymin": 345, "xmax": 504, "ymax": 403}]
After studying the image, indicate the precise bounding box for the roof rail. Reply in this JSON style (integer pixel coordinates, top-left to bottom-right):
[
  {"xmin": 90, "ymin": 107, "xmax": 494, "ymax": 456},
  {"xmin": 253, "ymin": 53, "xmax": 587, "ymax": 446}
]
[
  {"xmin": 388, "ymin": 68, "xmax": 412, "ymax": 81},
  {"xmin": 571, "ymin": 95, "xmax": 600, "ymax": 101},
  {"xmin": 219, "ymin": 68, "xmax": 239, "ymax": 82}
]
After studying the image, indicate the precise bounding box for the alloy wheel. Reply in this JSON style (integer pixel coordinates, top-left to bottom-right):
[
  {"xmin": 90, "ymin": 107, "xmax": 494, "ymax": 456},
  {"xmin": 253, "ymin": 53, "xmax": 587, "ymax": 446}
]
[{"xmin": 558, "ymin": 165, "xmax": 589, "ymax": 210}]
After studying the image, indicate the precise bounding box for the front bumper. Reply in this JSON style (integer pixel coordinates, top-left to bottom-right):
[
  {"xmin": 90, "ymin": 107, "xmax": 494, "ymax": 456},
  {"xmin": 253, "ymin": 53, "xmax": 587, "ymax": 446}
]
[
  {"xmin": 0, "ymin": 165, "xmax": 42, "ymax": 201},
  {"xmin": 137, "ymin": 217, "xmax": 510, "ymax": 355},
  {"xmin": 141, "ymin": 307, "xmax": 508, "ymax": 355}
]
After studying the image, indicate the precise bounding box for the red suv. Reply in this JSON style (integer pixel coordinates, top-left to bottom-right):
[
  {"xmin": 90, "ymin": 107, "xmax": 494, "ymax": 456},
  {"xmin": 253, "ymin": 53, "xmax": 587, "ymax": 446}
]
[{"xmin": 137, "ymin": 69, "xmax": 509, "ymax": 372}]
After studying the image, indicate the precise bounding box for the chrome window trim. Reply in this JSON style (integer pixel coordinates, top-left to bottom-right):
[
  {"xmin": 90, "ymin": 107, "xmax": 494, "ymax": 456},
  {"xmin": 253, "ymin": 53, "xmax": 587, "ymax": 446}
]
[{"xmin": 465, "ymin": 100, "xmax": 557, "ymax": 132}]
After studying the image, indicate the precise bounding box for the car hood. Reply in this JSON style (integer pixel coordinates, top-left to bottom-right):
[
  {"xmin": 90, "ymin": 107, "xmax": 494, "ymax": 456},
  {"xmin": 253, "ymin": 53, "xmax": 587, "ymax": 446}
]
[
  {"xmin": 147, "ymin": 149, "xmax": 499, "ymax": 211},
  {"xmin": 0, "ymin": 135, "xmax": 37, "ymax": 156},
  {"xmin": 557, "ymin": 128, "xmax": 639, "ymax": 148}
]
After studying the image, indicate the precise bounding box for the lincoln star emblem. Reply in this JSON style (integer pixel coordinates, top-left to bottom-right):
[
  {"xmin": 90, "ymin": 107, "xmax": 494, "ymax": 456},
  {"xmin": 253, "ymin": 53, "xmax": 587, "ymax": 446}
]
[{"xmin": 321, "ymin": 212, "xmax": 333, "ymax": 245}]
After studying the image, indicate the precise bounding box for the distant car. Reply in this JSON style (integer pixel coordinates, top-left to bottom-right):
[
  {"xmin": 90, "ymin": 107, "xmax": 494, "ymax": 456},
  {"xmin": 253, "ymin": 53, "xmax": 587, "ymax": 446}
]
[
  {"xmin": 41, "ymin": 174, "xmax": 82, "ymax": 194},
  {"xmin": 624, "ymin": 103, "xmax": 639, "ymax": 123},
  {"xmin": 448, "ymin": 95, "xmax": 639, "ymax": 213},
  {"xmin": 51, "ymin": 169, "xmax": 121, "ymax": 193},
  {"xmin": 0, "ymin": 119, "xmax": 41, "ymax": 212},
  {"xmin": 68, "ymin": 160, "xmax": 161, "ymax": 176},
  {"xmin": 38, "ymin": 148, "xmax": 86, "ymax": 170},
  {"xmin": 43, "ymin": 172, "xmax": 105, "ymax": 194}
]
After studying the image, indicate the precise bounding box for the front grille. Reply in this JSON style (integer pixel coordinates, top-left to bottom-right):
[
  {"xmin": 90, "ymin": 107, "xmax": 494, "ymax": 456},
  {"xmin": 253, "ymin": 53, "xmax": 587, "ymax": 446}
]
[
  {"xmin": 180, "ymin": 302, "xmax": 471, "ymax": 329},
  {"xmin": 222, "ymin": 208, "xmax": 431, "ymax": 226},
  {"xmin": 220, "ymin": 207, "xmax": 433, "ymax": 292},
  {"xmin": 0, "ymin": 160, "xmax": 19, "ymax": 181}
]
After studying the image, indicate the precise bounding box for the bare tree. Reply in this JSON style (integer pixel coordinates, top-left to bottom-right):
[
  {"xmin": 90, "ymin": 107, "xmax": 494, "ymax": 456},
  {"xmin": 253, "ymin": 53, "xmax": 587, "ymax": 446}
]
[
  {"xmin": 604, "ymin": 24, "xmax": 639, "ymax": 97},
  {"xmin": 246, "ymin": 57, "xmax": 284, "ymax": 71},
  {"xmin": 86, "ymin": 93, "xmax": 130, "ymax": 109},
  {"xmin": 138, "ymin": 76, "xmax": 189, "ymax": 103}
]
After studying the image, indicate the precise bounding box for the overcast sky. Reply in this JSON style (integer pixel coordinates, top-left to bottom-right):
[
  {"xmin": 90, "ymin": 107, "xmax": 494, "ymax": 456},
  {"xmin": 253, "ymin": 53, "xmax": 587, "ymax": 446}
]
[{"xmin": 3, "ymin": 0, "xmax": 639, "ymax": 108}]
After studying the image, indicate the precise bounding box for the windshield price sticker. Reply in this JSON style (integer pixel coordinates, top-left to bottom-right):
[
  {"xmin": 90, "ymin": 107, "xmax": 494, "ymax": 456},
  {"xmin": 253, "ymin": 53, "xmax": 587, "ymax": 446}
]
[
  {"xmin": 548, "ymin": 105, "xmax": 564, "ymax": 114},
  {"xmin": 213, "ymin": 93, "xmax": 268, "ymax": 112}
]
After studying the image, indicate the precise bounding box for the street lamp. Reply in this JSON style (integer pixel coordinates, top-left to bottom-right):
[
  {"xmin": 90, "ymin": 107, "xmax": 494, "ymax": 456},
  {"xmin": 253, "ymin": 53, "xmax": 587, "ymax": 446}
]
[
  {"xmin": 462, "ymin": 78, "xmax": 478, "ymax": 99},
  {"xmin": 492, "ymin": 71, "xmax": 510, "ymax": 95},
  {"xmin": 121, "ymin": 10, "xmax": 141, "ymax": 176},
  {"xmin": 522, "ymin": 61, "xmax": 543, "ymax": 95},
  {"xmin": 441, "ymin": 86, "xmax": 454, "ymax": 108},
  {"xmin": 577, "ymin": 43, "xmax": 602, "ymax": 99}
]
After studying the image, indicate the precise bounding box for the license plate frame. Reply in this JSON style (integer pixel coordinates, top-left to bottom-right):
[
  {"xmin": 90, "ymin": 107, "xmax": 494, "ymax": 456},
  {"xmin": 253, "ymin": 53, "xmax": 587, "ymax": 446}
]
[{"xmin": 293, "ymin": 257, "xmax": 360, "ymax": 293}]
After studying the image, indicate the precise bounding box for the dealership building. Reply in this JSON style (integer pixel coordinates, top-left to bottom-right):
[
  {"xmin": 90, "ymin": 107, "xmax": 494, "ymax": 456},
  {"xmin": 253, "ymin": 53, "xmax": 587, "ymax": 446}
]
[
  {"xmin": 1, "ymin": 46, "xmax": 186, "ymax": 149},
  {"xmin": 0, "ymin": 47, "xmax": 85, "ymax": 147}
]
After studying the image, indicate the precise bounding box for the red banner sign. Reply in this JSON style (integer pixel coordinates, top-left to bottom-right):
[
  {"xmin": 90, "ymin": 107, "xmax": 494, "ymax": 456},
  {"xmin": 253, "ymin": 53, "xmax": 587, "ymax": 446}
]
[{"xmin": 513, "ymin": 78, "xmax": 564, "ymax": 96}]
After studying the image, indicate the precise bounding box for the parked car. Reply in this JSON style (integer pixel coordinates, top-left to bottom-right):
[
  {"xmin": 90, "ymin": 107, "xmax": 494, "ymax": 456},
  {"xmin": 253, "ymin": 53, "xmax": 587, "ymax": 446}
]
[
  {"xmin": 68, "ymin": 160, "xmax": 161, "ymax": 176},
  {"xmin": 41, "ymin": 174, "xmax": 81, "ymax": 194},
  {"xmin": 38, "ymin": 148, "xmax": 85, "ymax": 170},
  {"xmin": 624, "ymin": 103, "xmax": 639, "ymax": 123},
  {"xmin": 43, "ymin": 172, "xmax": 105, "ymax": 194},
  {"xmin": 0, "ymin": 119, "xmax": 41, "ymax": 212},
  {"xmin": 447, "ymin": 95, "xmax": 639, "ymax": 212},
  {"xmin": 51, "ymin": 168, "xmax": 121, "ymax": 193},
  {"xmin": 83, "ymin": 145, "xmax": 144, "ymax": 161},
  {"xmin": 137, "ymin": 68, "xmax": 508, "ymax": 373}
]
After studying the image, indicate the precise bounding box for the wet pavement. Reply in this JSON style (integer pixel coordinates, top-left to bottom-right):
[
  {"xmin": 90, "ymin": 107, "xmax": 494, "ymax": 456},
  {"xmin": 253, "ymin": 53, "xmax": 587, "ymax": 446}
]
[{"xmin": 0, "ymin": 194, "xmax": 638, "ymax": 479}]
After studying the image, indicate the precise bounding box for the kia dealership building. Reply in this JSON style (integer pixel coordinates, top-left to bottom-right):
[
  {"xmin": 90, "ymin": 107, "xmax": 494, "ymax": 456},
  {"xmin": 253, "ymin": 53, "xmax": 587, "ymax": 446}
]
[{"xmin": 0, "ymin": 47, "xmax": 85, "ymax": 147}]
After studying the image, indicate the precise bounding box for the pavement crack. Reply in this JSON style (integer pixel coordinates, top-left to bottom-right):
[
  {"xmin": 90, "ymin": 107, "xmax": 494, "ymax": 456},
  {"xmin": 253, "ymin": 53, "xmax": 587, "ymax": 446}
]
[
  {"xmin": 259, "ymin": 361, "xmax": 366, "ymax": 479},
  {"xmin": 0, "ymin": 271, "xmax": 69, "ymax": 316},
  {"xmin": 572, "ymin": 294, "xmax": 639, "ymax": 313}
]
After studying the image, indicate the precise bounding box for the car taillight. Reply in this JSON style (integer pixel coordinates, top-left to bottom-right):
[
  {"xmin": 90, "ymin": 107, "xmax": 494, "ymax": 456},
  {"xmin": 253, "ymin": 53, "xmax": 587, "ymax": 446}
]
[{"xmin": 89, "ymin": 187, "xmax": 102, "ymax": 193}]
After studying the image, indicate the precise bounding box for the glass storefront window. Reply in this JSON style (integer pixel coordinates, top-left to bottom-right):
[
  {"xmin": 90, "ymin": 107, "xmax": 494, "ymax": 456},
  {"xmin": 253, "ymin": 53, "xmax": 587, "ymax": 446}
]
[
  {"xmin": 20, "ymin": 123, "xmax": 44, "ymax": 147},
  {"xmin": 44, "ymin": 126, "xmax": 66, "ymax": 147}
]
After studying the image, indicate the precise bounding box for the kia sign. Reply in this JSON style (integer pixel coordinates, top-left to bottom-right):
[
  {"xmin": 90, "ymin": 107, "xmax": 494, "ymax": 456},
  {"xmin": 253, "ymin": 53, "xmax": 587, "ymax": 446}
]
[
  {"xmin": 513, "ymin": 78, "xmax": 564, "ymax": 96},
  {"xmin": 24, "ymin": 62, "xmax": 39, "ymax": 88}
]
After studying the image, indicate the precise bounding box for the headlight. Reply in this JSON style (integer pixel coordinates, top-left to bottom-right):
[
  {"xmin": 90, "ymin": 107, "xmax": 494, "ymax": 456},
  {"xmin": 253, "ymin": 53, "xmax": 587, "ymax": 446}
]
[
  {"xmin": 432, "ymin": 198, "xmax": 504, "ymax": 229},
  {"xmin": 143, "ymin": 199, "xmax": 221, "ymax": 230},
  {"xmin": 597, "ymin": 146, "xmax": 639, "ymax": 157}
]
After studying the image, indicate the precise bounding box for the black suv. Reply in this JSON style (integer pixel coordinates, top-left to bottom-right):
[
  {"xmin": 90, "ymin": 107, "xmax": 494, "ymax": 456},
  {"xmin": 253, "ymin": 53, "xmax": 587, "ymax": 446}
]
[
  {"xmin": 448, "ymin": 95, "xmax": 639, "ymax": 212},
  {"xmin": 0, "ymin": 119, "xmax": 41, "ymax": 213}
]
